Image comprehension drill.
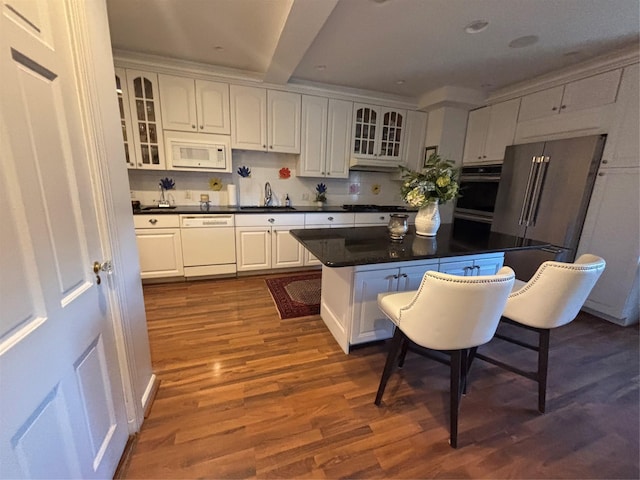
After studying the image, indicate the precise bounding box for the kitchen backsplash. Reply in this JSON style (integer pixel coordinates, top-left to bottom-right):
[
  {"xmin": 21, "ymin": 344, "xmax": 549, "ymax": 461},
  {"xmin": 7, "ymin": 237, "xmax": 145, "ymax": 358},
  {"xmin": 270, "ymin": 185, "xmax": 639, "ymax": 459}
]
[{"xmin": 128, "ymin": 150, "xmax": 405, "ymax": 207}]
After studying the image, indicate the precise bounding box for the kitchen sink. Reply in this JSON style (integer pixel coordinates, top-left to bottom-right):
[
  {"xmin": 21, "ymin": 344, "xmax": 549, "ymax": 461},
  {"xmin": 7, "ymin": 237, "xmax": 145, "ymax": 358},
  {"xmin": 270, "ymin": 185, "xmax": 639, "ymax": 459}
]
[
  {"xmin": 141, "ymin": 206, "xmax": 177, "ymax": 211},
  {"xmin": 239, "ymin": 206, "xmax": 296, "ymax": 212}
]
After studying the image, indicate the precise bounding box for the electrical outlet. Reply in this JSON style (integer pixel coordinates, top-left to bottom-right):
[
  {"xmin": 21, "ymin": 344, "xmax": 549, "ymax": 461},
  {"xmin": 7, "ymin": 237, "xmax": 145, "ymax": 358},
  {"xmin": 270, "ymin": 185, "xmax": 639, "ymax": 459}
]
[
  {"xmin": 130, "ymin": 190, "xmax": 135, "ymax": 199},
  {"xmin": 185, "ymin": 190, "xmax": 191, "ymax": 200},
  {"xmin": 302, "ymin": 193, "xmax": 310, "ymax": 201}
]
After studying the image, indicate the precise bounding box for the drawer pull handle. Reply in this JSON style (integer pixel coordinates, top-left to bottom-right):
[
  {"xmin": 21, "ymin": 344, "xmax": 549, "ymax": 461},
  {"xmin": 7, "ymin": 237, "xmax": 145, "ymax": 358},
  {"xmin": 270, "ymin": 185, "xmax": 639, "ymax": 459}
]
[
  {"xmin": 149, "ymin": 218, "xmax": 157, "ymax": 225},
  {"xmin": 328, "ymin": 216, "xmax": 334, "ymax": 221},
  {"xmin": 268, "ymin": 218, "xmax": 275, "ymax": 223}
]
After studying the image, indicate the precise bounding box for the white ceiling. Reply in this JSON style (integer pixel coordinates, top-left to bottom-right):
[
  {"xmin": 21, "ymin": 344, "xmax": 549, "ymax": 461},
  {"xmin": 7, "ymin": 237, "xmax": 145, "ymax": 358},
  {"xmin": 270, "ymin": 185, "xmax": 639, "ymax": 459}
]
[{"xmin": 106, "ymin": 0, "xmax": 640, "ymax": 101}]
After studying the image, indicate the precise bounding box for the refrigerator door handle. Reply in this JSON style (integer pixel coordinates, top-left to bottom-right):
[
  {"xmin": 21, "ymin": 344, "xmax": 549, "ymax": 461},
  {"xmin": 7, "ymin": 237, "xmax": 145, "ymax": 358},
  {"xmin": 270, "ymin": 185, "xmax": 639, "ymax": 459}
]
[
  {"xmin": 527, "ymin": 156, "xmax": 550, "ymax": 226},
  {"xmin": 518, "ymin": 156, "xmax": 539, "ymax": 226}
]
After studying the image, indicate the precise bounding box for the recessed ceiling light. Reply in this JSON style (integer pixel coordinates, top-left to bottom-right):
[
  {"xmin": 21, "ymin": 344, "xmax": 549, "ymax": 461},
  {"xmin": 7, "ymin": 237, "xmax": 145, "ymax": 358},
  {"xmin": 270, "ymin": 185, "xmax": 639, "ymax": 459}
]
[
  {"xmin": 509, "ymin": 35, "xmax": 539, "ymax": 48},
  {"xmin": 464, "ymin": 20, "xmax": 489, "ymax": 34},
  {"xmin": 315, "ymin": 65, "xmax": 327, "ymax": 71},
  {"xmin": 395, "ymin": 80, "xmax": 405, "ymax": 85}
]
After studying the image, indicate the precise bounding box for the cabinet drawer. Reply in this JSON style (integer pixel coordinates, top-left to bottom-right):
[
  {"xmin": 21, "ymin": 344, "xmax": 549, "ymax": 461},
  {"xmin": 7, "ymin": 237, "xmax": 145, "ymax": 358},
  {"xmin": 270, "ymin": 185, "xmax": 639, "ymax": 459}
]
[
  {"xmin": 235, "ymin": 213, "xmax": 305, "ymax": 227},
  {"xmin": 305, "ymin": 212, "xmax": 354, "ymax": 226},
  {"xmin": 354, "ymin": 212, "xmax": 391, "ymax": 225},
  {"xmin": 134, "ymin": 214, "xmax": 180, "ymax": 229}
]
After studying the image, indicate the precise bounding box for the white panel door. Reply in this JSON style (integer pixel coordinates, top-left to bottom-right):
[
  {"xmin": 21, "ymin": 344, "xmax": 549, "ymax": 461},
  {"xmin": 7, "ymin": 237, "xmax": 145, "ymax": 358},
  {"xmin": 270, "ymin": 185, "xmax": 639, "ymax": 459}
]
[
  {"xmin": 325, "ymin": 98, "xmax": 352, "ymax": 178},
  {"xmin": 272, "ymin": 227, "xmax": 304, "ymax": 268},
  {"xmin": 268, "ymin": 90, "xmax": 301, "ymax": 153},
  {"xmin": 230, "ymin": 85, "xmax": 267, "ymax": 150},
  {"xmin": 235, "ymin": 227, "xmax": 271, "ymax": 271},
  {"xmin": 462, "ymin": 107, "xmax": 490, "ymax": 164},
  {"xmin": 299, "ymin": 95, "xmax": 328, "ymax": 177},
  {"xmin": 196, "ymin": 79, "xmax": 230, "ymax": 134},
  {"xmin": 351, "ymin": 269, "xmax": 397, "ymax": 345},
  {"xmin": 0, "ymin": 1, "xmax": 128, "ymax": 478},
  {"xmin": 136, "ymin": 229, "xmax": 184, "ymax": 278},
  {"xmin": 158, "ymin": 74, "xmax": 197, "ymax": 132}
]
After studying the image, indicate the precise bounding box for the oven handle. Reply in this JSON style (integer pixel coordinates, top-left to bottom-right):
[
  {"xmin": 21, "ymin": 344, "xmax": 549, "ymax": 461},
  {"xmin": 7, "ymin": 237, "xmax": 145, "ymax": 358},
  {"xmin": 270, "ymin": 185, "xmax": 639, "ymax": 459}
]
[
  {"xmin": 453, "ymin": 212, "xmax": 493, "ymax": 224},
  {"xmin": 459, "ymin": 175, "xmax": 501, "ymax": 182}
]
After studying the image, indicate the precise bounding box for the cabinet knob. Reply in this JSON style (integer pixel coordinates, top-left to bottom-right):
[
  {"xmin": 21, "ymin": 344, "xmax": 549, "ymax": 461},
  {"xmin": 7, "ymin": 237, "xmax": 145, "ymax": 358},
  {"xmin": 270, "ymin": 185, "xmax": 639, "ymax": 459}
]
[
  {"xmin": 269, "ymin": 145, "xmax": 273, "ymax": 149},
  {"xmin": 149, "ymin": 218, "xmax": 157, "ymax": 225},
  {"xmin": 552, "ymin": 106, "xmax": 558, "ymax": 111},
  {"xmin": 268, "ymin": 218, "xmax": 275, "ymax": 223},
  {"xmin": 328, "ymin": 216, "xmax": 334, "ymax": 221},
  {"xmin": 199, "ymin": 125, "xmax": 204, "ymax": 129},
  {"xmin": 598, "ymin": 172, "xmax": 605, "ymax": 176},
  {"xmin": 601, "ymin": 159, "xmax": 609, "ymax": 164},
  {"xmin": 379, "ymin": 216, "xmax": 385, "ymax": 220},
  {"xmin": 191, "ymin": 124, "xmax": 196, "ymax": 129},
  {"xmin": 138, "ymin": 162, "xmax": 142, "ymax": 167},
  {"xmin": 561, "ymin": 105, "xmax": 567, "ymax": 109},
  {"xmin": 482, "ymin": 155, "xmax": 486, "ymax": 158},
  {"xmin": 327, "ymin": 172, "xmax": 331, "ymax": 175}
]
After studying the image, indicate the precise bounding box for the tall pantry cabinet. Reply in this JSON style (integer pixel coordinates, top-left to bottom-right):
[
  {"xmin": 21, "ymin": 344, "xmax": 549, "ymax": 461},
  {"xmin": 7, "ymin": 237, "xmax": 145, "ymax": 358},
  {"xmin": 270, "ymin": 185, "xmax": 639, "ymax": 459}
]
[{"xmin": 577, "ymin": 63, "xmax": 639, "ymax": 325}]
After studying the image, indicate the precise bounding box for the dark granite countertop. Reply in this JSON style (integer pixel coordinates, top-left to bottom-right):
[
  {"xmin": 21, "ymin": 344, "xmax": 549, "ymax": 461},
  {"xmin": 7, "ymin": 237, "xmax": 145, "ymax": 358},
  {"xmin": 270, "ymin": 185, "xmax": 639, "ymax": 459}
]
[
  {"xmin": 132, "ymin": 205, "xmax": 415, "ymax": 215},
  {"xmin": 289, "ymin": 224, "xmax": 550, "ymax": 267}
]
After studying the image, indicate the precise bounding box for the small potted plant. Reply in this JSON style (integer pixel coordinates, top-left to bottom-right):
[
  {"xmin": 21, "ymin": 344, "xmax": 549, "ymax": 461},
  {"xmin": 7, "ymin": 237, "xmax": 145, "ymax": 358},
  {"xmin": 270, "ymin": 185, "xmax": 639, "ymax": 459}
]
[{"xmin": 315, "ymin": 183, "xmax": 327, "ymax": 207}]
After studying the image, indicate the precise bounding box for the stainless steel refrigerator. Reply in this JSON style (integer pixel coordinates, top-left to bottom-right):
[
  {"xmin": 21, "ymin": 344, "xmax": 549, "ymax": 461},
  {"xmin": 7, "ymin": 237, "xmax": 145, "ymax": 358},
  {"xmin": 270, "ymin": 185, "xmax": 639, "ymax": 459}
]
[{"xmin": 491, "ymin": 134, "xmax": 606, "ymax": 281}]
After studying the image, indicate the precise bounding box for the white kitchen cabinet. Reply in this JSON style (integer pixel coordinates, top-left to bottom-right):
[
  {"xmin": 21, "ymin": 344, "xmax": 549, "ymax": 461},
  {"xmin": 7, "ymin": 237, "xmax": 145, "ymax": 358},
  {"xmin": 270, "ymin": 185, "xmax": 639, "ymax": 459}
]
[
  {"xmin": 134, "ymin": 215, "xmax": 183, "ymax": 279},
  {"xmin": 298, "ymin": 96, "xmax": 351, "ymax": 178},
  {"xmin": 578, "ymin": 172, "xmax": 639, "ymax": 325},
  {"xmin": 126, "ymin": 69, "xmax": 166, "ymax": 170},
  {"xmin": 462, "ymin": 99, "xmax": 520, "ymax": 164},
  {"xmin": 272, "ymin": 227, "xmax": 305, "ymax": 268},
  {"xmin": 159, "ymin": 74, "xmax": 230, "ymax": 134},
  {"xmin": 518, "ymin": 70, "xmax": 621, "ymax": 122},
  {"xmin": 235, "ymin": 214, "xmax": 305, "ymax": 271},
  {"xmin": 600, "ymin": 64, "xmax": 639, "ymax": 169},
  {"xmin": 351, "ymin": 262, "xmax": 437, "ymax": 345},
  {"xmin": 230, "ymin": 85, "xmax": 301, "ymax": 153},
  {"xmin": 352, "ymin": 103, "xmax": 406, "ymax": 162},
  {"xmin": 401, "ymin": 110, "xmax": 428, "ymax": 172},
  {"xmin": 438, "ymin": 253, "xmax": 505, "ymax": 276},
  {"xmin": 354, "ymin": 212, "xmax": 392, "ymax": 226},
  {"xmin": 114, "ymin": 67, "xmax": 136, "ymax": 169}
]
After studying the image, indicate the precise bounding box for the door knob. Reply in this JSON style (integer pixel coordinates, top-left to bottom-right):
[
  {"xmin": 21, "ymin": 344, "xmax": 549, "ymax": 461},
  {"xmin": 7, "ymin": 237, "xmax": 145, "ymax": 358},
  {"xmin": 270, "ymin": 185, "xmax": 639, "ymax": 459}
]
[{"xmin": 93, "ymin": 260, "xmax": 113, "ymax": 285}]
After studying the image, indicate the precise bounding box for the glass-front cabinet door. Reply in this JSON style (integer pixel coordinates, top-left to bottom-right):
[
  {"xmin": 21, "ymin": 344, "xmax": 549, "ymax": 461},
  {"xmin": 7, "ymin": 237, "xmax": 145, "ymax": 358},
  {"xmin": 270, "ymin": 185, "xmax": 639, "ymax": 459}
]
[
  {"xmin": 352, "ymin": 103, "xmax": 405, "ymax": 161},
  {"xmin": 126, "ymin": 70, "xmax": 166, "ymax": 170},
  {"xmin": 114, "ymin": 67, "xmax": 136, "ymax": 169},
  {"xmin": 379, "ymin": 108, "xmax": 404, "ymax": 160},
  {"xmin": 353, "ymin": 105, "xmax": 378, "ymax": 157}
]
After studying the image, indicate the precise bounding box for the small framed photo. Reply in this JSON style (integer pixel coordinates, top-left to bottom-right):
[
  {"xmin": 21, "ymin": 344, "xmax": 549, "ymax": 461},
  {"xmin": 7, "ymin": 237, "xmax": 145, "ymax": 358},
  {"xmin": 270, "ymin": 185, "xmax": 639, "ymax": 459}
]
[{"xmin": 424, "ymin": 145, "xmax": 438, "ymax": 167}]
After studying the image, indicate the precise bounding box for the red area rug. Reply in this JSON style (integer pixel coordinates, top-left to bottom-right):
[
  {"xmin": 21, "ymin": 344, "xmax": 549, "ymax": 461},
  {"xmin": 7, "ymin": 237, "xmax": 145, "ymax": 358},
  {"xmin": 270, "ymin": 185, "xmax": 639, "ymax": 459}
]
[{"xmin": 265, "ymin": 272, "xmax": 321, "ymax": 319}]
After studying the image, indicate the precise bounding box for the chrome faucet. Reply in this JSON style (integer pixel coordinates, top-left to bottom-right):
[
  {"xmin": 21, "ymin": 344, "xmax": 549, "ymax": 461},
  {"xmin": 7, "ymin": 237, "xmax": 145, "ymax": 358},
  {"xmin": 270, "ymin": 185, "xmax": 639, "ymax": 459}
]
[{"xmin": 264, "ymin": 182, "xmax": 273, "ymax": 206}]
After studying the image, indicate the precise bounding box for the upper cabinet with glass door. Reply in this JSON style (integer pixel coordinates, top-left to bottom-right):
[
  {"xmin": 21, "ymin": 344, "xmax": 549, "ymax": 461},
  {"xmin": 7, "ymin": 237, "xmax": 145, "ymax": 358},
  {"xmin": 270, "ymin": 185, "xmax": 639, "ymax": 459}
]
[
  {"xmin": 126, "ymin": 70, "xmax": 166, "ymax": 169},
  {"xmin": 114, "ymin": 67, "xmax": 136, "ymax": 169},
  {"xmin": 352, "ymin": 103, "xmax": 406, "ymax": 162}
]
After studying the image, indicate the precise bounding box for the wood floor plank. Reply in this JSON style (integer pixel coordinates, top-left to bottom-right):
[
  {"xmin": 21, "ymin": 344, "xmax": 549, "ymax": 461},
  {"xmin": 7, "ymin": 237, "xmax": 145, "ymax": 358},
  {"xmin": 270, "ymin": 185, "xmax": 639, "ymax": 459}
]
[{"xmin": 121, "ymin": 273, "xmax": 640, "ymax": 479}]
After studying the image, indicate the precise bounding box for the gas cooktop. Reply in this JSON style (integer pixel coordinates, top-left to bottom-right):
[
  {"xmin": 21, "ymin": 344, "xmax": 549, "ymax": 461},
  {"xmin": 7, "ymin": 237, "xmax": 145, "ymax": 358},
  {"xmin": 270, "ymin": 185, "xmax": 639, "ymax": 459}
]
[{"xmin": 342, "ymin": 204, "xmax": 409, "ymax": 212}]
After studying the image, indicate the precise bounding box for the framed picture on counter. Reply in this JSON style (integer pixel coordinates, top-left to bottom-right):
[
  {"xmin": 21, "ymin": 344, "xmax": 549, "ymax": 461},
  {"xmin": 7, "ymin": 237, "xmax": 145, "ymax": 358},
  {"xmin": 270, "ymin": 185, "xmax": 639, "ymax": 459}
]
[{"xmin": 424, "ymin": 145, "xmax": 438, "ymax": 167}]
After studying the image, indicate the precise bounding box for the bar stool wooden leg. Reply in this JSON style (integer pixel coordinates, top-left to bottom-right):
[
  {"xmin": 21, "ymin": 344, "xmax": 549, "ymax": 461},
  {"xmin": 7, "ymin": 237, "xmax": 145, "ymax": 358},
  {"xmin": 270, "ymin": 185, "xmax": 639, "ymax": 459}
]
[
  {"xmin": 538, "ymin": 328, "xmax": 550, "ymax": 413},
  {"xmin": 375, "ymin": 329, "xmax": 405, "ymax": 406},
  {"xmin": 397, "ymin": 337, "xmax": 409, "ymax": 368},
  {"xmin": 449, "ymin": 350, "xmax": 463, "ymax": 448}
]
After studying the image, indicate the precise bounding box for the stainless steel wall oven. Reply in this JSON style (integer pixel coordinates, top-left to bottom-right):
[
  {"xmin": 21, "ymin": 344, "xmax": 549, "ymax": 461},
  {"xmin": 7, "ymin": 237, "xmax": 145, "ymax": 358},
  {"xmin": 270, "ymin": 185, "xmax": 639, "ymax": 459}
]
[{"xmin": 453, "ymin": 164, "xmax": 502, "ymax": 232}]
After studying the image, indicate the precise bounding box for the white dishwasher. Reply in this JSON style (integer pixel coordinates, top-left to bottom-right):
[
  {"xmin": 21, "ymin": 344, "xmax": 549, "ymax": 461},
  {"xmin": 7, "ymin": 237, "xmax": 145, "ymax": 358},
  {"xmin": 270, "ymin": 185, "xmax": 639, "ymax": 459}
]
[{"xmin": 180, "ymin": 215, "xmax": 237, "ymax": 277}]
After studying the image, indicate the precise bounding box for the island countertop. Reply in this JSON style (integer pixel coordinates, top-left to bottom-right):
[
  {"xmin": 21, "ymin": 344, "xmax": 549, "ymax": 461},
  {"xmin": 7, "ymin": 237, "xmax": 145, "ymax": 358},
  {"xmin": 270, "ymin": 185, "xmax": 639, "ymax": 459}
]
[{"xmin": 289, "ymin": 223, "xmax": 550, "ymax": 267}]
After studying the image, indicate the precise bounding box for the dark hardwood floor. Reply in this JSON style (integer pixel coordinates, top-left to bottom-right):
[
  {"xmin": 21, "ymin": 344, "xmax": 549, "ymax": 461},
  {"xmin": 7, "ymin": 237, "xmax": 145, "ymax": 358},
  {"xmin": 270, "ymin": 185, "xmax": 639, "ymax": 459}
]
[{"xmin": 121, "ymin": 273, "xmax": 639, "ymax": 479}]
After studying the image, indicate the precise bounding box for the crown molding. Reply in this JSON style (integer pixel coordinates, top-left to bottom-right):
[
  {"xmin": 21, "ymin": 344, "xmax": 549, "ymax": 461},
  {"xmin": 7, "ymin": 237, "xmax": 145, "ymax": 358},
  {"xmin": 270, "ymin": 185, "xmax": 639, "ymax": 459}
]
[
  {"xmin": 112, "ymin": 49, "xmax": 418, "ymax": 110},
  {"xmin": 488, "ymin": 44, "xmax": 640, "ymax": 105}
]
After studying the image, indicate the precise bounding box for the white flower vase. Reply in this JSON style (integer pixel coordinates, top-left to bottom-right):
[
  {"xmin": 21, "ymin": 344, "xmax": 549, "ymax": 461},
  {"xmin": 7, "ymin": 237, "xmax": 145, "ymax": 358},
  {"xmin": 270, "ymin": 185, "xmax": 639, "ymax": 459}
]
[{"xmin": 415, "ymin": 201, "xmax": 441, "ymax": 236}]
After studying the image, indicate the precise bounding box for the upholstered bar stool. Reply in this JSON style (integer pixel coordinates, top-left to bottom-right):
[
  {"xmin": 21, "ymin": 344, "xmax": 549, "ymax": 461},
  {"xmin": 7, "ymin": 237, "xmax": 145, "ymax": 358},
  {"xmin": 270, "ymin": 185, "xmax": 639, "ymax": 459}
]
[
  {"xmin": 474, "ymin": 254, "xmax": 606, "ymax": 413},
  {"xmin": 374, "ymin": 267, "xmax": 515, "ymax": 448}
]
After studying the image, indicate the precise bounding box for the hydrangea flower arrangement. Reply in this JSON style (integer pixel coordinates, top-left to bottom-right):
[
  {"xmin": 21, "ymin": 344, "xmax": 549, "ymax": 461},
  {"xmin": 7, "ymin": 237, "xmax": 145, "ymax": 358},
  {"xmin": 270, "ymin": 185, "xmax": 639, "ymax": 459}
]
[
  {"xmin": 399, "ymin": 153, "xmax": 459, "ymax": 207},
  {"xmin": 315, "ymin": 183, "xmax": 327, "ymax": 203}
]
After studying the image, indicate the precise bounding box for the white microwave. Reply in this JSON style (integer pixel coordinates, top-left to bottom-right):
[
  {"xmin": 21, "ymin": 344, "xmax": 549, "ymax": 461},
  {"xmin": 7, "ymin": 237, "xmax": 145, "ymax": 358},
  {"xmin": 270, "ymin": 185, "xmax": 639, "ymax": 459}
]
[{"xmin": 165, "ymin": 131, "xmax": 231, "ymax": 172}]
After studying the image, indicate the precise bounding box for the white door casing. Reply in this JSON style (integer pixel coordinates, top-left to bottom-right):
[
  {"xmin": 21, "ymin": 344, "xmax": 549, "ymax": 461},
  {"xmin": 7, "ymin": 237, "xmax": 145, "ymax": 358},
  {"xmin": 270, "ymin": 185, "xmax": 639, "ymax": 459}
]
[{"xmin": 0, "ymin": 1, "xmax": 129, "ymax": 478}]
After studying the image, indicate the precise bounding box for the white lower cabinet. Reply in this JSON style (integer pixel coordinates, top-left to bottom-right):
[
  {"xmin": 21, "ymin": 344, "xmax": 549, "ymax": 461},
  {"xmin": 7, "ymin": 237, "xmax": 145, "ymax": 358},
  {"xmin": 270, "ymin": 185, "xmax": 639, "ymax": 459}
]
[
  {"xmin": 134, "ymin": 215, "xmax": 184, "ymax": 279},
  {"xmin": 303, "ymin": 213, "xmax": 355, "ymax": 266},
  {"xmin": 439, "ymin": 253, "xmax": 505, "ymax": 276},
  {"xmin": 235, "ymin": 214, "xmax": 305, "ymax": 272},
  {"xmin": 351, "ymin": 263, "xmax": 437, "ymax": 346}
]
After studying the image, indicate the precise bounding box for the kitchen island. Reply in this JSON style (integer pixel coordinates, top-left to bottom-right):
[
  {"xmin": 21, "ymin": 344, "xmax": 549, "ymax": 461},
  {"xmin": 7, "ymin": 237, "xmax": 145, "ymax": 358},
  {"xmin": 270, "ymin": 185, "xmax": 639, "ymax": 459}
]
[{"xmin": 290, "ymin": 224, "xmax": 549, "ymax": 353}]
